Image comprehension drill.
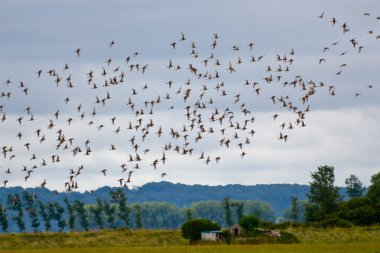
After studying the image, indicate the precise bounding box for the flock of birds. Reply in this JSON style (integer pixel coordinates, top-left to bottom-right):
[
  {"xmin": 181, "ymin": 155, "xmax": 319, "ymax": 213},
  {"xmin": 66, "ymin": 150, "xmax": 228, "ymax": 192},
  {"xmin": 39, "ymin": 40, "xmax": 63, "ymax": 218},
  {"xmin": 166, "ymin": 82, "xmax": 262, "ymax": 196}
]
[{"xmin": 0, "ymin": 11, "xmax": 378, "ymax": 193}]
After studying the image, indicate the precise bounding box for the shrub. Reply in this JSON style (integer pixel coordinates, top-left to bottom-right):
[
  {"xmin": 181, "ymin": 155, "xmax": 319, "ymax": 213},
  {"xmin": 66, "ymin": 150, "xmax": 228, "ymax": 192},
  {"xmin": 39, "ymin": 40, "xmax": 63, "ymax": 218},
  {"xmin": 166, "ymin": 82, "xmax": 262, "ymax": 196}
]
[
  {"xmin": 277, "ymin": 231, "xmax": 299, "ymax": 244},
  {"xmin": 221, "ymin": 229, "xmax": 233, "ymax": 244},
  {"xmin": 234, "ymin": 230, "xmax": 298, "ymax": 244},
  {"xmin": 239, "ymin": 215, "xmax": 260, "ymax": 233},
  {"xmin": 181, "ymin": 219, "xmax": 221, "ymax": 243},
  {"xmin": 321, "ymin": 218, "xmax": 352, "ymax": 228},
  {"xmin": 346, "ymin": 205, "xmax": 376, "ymax": 226}
]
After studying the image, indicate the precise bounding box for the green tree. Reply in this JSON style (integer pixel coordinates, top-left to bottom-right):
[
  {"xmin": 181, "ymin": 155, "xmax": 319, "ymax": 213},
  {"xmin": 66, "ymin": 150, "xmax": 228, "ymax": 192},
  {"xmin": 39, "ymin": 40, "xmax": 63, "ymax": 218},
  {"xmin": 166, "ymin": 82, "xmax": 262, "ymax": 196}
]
[
  {"xmin": 181, "ymin": 219, "xmax": 221, "ymax": 243},
  {"xmin": 243, "ymin": 200, "xmax": 275, "ymax": 222},
  {"xmin": 47, "ymin": 202, "xmax": 56, "ymax": 230},
  {"xmin": 103, "ymin": 202, "xmax": 116, "ymax": 229},
  {"xmin": 232, "ymin": 201, "xmax": 244, "ymax": 222},
  {"xmin": 282, "ymin": 198, "xmax": 305, "ymax": 223},
  {"xmin": 38, "ymin": 201, "xmax": 51, "ymax": 231},
  {"xmin": 7, "ymin": 194, "xmax": 25, "ymax": 232},
  {"xmin": 345, "ymin": 174, "xmax": 366, "ymax": 198},
  {"xmin": 185, "ymin": 208, "xmax": 193, "ymax": 221},
  {"xmin": 0, "ymin": 203, "xmax": 8, "ymax": 232},
  {"xmin": 222, "ymin": 197, "xmax": 233, "ymax": 227},
  {"xmin": 239, "ymin": 214, "xmax": 259, "ymax": 233},
  {"xmin": 190, "ymin": 200, "xmax": 224, "ymax": 225},
  {"xmin": 366, "ymin": 171, "xmax": 380, "ymax": 205},
  {"xmin": 139, "ymin": 202, "xmax": 181, "ymax": 229},
  {"xmin": 74, "ymin": 200, "xmax": 89, "ymax": 231},
  {"xmin": 111, "ymin": 189, "xmax": 130, "ymax": 227},
  {"xmin": 305, "ymin": 165, "xmax": 342, "ymax": 222},
  {"xmin": 289, "ymin": 197, "xmax": 300, "ymax": 222},
  {"xmin": 134, "ymin": 204, "xmax": 143, "ymax": 229},
  {"xmin": 90, "ymin": 199, "xmax": 104, "ymax": 229},
  {"xmin": 64, "ymin": 198, "xmax": 76, "ymax": 231},
  {"xmin": 54, "ymin": 202, "xmax": 66, "ymax": 231},
  {"xmin": 22, "ymin": 192, "xmax": 40, "ymax": 232},
  {"xmin": 339, "ymin": 197, "xmax": 376, "ymax": 226}
]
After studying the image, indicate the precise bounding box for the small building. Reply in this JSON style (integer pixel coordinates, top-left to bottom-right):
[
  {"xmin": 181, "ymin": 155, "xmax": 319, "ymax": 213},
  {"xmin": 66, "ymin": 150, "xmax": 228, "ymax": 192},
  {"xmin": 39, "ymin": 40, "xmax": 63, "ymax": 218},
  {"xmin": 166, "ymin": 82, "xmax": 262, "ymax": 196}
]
[
  {"xmin": 230, "ymin": 224, "xmax": 243, "ymax": 236},
  {"xmin": 201, "ymin": 230, "xmax": 223, "ymax": 241}
]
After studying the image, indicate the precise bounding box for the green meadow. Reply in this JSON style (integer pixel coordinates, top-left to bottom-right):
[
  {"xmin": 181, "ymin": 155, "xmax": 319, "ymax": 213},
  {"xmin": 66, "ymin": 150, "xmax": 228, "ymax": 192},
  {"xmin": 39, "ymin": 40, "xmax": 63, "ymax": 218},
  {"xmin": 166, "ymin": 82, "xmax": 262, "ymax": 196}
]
[
  {"xmin": 1, "ymin": 244, "xmax": 380, "ymax": 253},
  {"xmin": 0, "ymin": 226, "xmax": 379, "ymax": 253}
]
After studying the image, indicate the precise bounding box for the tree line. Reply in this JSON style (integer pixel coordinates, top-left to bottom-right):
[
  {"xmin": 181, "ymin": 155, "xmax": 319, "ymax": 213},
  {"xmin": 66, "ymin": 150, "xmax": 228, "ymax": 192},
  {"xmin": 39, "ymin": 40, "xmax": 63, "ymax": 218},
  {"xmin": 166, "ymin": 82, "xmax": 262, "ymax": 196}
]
[
  {"xmin": 0, "ymin": 188, "xmax": 275, "ymax": 233},
  {"xmin": 0, "ymin": 166, "xmax": 378, "ymax": 233}
]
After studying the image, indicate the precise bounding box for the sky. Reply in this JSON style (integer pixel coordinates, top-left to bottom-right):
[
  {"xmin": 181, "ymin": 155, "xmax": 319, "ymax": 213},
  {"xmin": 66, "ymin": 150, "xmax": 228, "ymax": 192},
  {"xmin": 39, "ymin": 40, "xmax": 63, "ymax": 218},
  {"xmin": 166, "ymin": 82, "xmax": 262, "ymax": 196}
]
[{"xmin": 0, "ymin": 0, "xmax": 379, "ymax": 191}]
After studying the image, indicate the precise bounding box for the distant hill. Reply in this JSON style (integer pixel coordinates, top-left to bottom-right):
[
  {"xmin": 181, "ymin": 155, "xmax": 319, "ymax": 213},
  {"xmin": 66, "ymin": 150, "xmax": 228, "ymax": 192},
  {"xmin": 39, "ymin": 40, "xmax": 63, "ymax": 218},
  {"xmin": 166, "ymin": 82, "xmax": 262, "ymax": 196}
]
[
  {"xmin": 0, "ymin": 182, "xmax": 322, "ymax": 216},
  {"xmin": 127, "ymin": 182, "xmax": 313, "ymax": 216}
]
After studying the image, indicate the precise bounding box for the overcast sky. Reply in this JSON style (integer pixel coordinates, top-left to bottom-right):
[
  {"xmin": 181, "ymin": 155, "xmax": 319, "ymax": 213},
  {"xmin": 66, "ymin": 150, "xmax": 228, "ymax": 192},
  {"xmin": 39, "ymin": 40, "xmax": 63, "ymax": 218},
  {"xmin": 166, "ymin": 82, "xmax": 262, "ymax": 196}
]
[{"xmin": 0, "ymin": 0, "xmax": 379, "ymax": 191}]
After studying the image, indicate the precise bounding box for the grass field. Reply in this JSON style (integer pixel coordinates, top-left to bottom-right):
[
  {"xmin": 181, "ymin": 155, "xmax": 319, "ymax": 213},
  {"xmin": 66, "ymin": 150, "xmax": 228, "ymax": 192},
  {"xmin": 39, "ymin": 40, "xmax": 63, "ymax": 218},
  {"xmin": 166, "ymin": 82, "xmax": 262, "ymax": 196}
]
[
  {"xmin": 0, "ymin": 227, "xmax": 379, "ymax": 253},
  {"xmin": 1, "ymin": 244, "xmax": 380, "ymax": 253},
  {"xmin": 287, "ymin": 226, "xmax": 380, "ymax": 243}
]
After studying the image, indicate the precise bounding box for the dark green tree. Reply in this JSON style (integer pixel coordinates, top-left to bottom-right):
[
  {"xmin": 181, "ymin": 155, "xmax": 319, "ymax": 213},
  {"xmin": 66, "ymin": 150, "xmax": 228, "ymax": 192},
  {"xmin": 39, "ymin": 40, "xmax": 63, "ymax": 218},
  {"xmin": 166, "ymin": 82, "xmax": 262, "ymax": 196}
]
[
  {"xmin": 366, "ymin": 171, "xmax": 380, "ymax": 205},
  {"xmin": 305, "ymin": 165, "xmax": 342, "ymax": 222},
  {"xmin": 222, "ymin": 197, "xmax": 233, "ymax": 226},
  {"xmin": 134, "ymin": 204, "xmax": 143, "ymax": 229},
  {"xmin": 239, "ymin": 214, "xmax": 259, "ymax": 233},
  {"xmin": 232, "ymin": 201, "xmax": 244, "ymax": 222},
  {"xmin": 339, "ymin": 197, "xmax": 376, "ymax": 226},
  {"xmin": 111, "ymin": 189, "xmax": 130, "ymax": 227},
  {"xmin": 54, "ymin": 202, "xmax": 66, "ymax": 231},
  {"xmin": 90, "ymin": 199, "xmax": 104, "ymax": 229},
  {"xmin": 22, "ymin": 192, "xmax": 40, "ymax": 232},
  {"xmin": 181, "ymin": 219, "xmax": 221, "ymax": 243},
  {"xmin": 185, "ymin": 208, "xmax": 193, "ymax": 221},
  {"xmin": 190, "ymin": 200, "xmax": 224, "ymax": 225},
  {"xmin": 38, "ymin": 201, "xmax": 51, "ymax": 231},
  {"xmin": 289, "ymin": 196, "xmax": 300, "ymax": 222},
  {"xmin": 47, "ymin": 202, "xmax": 56, "ymax": 230},
  {"xmin": 137, "ymin": 202, "xmax": 182, "ymax": 229},
  {"xmin": 345, "ymin": 174, "xmax": 366, "ymax": 198},
  {"xmin": 0, "ymin": 203, "xmax": 8, "ymax": 232},
  {"xmin": 74, "ymin": 200, "xmax": 89, "ymax": 231},
  {"xmin": 64, "ymin": 198, "xmax": 76, "ymax": 231},
  {"xmin": 103, "ymin": 201, "xmax": 116, "ymax": 229},
  {"xmin": 7, "ymin": 194, "xmax": 25, "ymax": 232}
]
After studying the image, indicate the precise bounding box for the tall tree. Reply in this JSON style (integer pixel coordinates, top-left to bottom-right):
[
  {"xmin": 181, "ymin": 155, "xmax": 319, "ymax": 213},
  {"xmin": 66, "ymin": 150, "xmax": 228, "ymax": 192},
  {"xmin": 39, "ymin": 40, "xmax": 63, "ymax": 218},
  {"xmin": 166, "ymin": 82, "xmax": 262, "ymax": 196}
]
[
  {"xmin": 111, "ymin": 189, "xmax": 130, "ymax": 227},
  {"xmin": 289, "ymin": 196, "xmax": 300, "ymax": 222},
  {"xmin": 345, "ymin": 174, "xmax": 366, "ymax": 198},
  {"xmin": 90, "ymin": 199, "xmax": 104, "ymax": 229},
  {"xmin": 47, "ymin": 202, "xmax": 56, "ymax": 230},
  {"xmin": 134, "ymin": 204, "xmax": 143, "ymax": 229},
  {"xmin": 222, "ymin": 197, "xmax": 233, "ymax": 227},
  {"xmin": 305, "ymin": 165, "xmax": 342, "ymax": 222},
  {"xmin": 74, "ymin": 200, "xmax": 89, "ymax": 231},
  {"xmin": 7, "ymin": 194, "xmax": 25, "ymax": 232},
  {"xmin": 64, "ymin": 198, "xmax": 76, "ymax": 231},
  {"xmin": 0, "ymin": 203, "xmax": 8, "ymax": 232},
  {"xmin": 54, "ymin": 202, "xmax": 66, "ymax": 232},
  {"xmin": 38, "ymin": 201, "xmax": 51, "ymax": 231},
  {"xmin": 103, "ymin": 201, "xmax": 116, "ymax": 229},
  {"xmin": 22, "ymin": 192, "xmax": 40, "ymax": 232},
  {"xmin": 185, "ymin": 208, "xmax": 193, "ymax": 221},
  {"xmin": 232, "ymin": 201, "xmax": 244, "ymax": 222}
]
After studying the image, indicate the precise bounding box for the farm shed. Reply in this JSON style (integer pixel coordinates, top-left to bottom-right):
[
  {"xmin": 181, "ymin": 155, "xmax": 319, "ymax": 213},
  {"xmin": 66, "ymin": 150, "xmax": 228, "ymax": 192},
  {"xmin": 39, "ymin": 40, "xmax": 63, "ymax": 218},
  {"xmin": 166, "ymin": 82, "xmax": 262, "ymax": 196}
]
[{"xmin": 230, "ymin": 224, "xmax": 243, "ymax": 236}]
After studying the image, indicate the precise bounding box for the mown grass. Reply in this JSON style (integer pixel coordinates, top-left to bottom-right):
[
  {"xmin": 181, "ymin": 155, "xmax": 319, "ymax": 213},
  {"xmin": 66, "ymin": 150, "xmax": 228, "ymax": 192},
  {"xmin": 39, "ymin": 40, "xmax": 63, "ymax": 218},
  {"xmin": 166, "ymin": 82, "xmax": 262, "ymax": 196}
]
[
  {"xmin": 0, "ymin": 226, "xmax": 379, "ymax": 252},
  {"xmin": 1, "ymin": 244, "xmax": 380, "ymax": 253}
]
